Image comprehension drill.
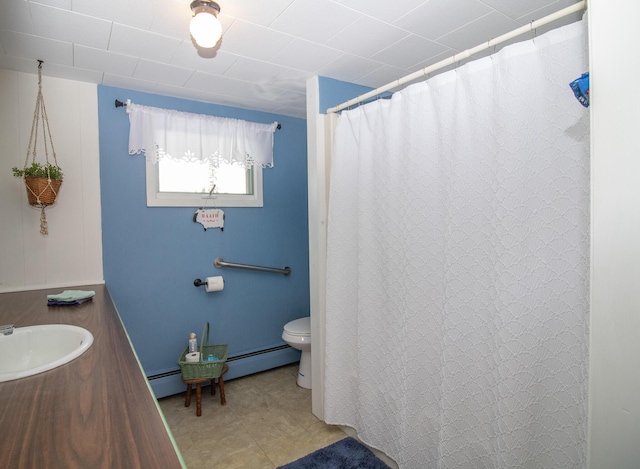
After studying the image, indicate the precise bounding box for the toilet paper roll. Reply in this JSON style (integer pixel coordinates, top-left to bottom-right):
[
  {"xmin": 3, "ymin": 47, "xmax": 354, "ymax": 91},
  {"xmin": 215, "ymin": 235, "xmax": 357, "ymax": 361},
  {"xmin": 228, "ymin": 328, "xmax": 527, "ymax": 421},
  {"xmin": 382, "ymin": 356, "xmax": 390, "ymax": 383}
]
[
  {"xmin": 185, "ymin": 352, "xmax": 200, "ymax": 363},
  {"xmin": 205, "ymin": 276, "xmax": 224, "ymax": 293}
]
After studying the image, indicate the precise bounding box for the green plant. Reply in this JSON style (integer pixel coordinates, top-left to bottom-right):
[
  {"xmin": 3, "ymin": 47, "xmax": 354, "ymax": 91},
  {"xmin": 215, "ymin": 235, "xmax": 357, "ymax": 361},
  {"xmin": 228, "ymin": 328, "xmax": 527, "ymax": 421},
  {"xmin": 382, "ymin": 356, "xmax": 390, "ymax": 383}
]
[{"xmin": 12, "ymin": 162, "xmax": 63, "ymax": 181}]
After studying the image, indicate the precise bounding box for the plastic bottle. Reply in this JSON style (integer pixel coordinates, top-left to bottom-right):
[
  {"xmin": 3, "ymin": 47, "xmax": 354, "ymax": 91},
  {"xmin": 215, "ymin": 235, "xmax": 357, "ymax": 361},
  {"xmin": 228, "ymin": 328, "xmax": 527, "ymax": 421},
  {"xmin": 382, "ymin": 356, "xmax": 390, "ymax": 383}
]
[{"xmin": 188, "ymin": 332, "xmax": 197, "ymax": 353}]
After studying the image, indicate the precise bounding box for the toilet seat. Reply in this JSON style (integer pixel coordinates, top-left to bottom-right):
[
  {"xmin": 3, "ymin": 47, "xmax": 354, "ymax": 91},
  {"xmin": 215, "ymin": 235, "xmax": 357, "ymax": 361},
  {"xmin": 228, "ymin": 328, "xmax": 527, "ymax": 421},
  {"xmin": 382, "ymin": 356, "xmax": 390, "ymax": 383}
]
[{"xmin": 284, "ymin": 317, "xmax": 310, "ymax": 336}]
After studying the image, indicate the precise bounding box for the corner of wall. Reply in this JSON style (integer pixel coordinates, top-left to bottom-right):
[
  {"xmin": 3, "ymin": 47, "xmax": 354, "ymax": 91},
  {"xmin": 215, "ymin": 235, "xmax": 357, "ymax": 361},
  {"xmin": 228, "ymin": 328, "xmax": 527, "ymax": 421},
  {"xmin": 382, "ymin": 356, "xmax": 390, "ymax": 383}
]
[{"xmin": 306, "ymin": 76, "xmax": 326, "ymax": 420}]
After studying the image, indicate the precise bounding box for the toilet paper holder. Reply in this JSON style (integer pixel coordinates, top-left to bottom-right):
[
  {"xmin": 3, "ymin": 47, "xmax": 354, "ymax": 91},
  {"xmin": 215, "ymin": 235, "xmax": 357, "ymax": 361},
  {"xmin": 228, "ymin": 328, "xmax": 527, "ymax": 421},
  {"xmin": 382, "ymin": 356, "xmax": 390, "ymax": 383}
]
[{"xmin": 194, "ymin": 276, "xmax": 225, "ymax": 292}]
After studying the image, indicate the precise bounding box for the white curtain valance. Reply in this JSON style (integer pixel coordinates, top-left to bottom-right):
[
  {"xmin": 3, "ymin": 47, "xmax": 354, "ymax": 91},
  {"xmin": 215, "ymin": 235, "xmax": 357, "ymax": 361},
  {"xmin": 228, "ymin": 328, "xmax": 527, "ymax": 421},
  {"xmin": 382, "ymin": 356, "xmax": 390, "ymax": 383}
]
[{"xmin": 127, "ymin": 102, "xmax": 278, "ymax": 168}]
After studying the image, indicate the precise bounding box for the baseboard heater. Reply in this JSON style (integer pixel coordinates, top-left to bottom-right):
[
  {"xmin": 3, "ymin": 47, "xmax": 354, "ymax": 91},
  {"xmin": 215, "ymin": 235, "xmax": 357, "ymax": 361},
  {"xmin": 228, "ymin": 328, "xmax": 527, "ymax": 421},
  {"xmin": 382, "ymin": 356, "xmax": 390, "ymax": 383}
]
[{"xmin": 147, "ymin": 344, "xmax": 291, "ymax": 381}]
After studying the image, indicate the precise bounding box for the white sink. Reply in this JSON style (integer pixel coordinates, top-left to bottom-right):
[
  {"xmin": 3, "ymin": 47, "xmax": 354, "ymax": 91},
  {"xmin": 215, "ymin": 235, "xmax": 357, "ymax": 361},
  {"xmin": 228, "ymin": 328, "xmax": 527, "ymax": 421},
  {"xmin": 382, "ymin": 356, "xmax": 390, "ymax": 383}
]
[{"xmin": 0, "ymin": 324, "xmax": 94, "ymax": 382}]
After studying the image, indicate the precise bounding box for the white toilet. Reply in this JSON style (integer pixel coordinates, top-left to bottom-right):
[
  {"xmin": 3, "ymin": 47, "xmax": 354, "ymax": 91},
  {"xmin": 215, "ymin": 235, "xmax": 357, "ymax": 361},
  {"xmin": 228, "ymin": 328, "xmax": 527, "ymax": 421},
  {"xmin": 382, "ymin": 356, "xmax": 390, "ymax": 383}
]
[{"xmin": 282, "ymin": 317, "xmax": 311, "ymax": 389}]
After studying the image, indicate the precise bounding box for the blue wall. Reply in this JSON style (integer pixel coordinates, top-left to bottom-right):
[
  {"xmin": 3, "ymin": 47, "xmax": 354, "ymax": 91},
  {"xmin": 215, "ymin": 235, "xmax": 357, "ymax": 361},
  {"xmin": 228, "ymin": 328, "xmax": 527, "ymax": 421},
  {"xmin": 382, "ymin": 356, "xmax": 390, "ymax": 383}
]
[
  {"xmin": 98, "ymin": 85, "xmax": 309, "ymax": 396},
  {"xmin": 318, "ymin": 76, "xmax": 377, "ymax": 114}
]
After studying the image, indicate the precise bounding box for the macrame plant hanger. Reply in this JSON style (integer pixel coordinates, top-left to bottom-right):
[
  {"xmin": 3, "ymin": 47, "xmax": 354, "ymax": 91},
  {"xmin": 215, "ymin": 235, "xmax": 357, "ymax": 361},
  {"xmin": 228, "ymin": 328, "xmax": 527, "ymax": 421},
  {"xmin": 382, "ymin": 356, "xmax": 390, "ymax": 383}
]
[{"xmin": 23, "ymin": 60, "xmax": 62, "ymax": 235}]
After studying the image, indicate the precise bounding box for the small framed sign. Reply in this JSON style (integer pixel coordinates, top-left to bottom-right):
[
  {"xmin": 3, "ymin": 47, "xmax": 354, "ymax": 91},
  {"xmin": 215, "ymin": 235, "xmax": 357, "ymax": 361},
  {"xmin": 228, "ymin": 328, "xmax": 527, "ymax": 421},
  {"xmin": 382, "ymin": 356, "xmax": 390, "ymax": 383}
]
[{"xmin": 193, "ymin": 208, "xmax": 225, "ymax": 231}]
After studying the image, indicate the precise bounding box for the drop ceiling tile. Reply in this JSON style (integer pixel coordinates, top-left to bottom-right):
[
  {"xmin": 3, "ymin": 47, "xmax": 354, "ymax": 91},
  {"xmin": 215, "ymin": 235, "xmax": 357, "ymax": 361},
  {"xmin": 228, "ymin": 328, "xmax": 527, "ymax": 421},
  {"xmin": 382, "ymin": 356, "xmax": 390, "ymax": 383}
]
[
  {"xmin": 186, "ymin": 71, "xmax": 245, "ymax": 95},
  {"xmin": 103, "ymin": 72, "xmax": 159, "ymax": 92},
  {"xmin": 223, "ymin": 57, "xmax": 293, "ymax": 83},
  {"xmin": 0, "ymin": 54, "xmax": 49, "ymax": 75},
  {"xmin": 206, "ymin": 93, "xmax": 252, "ymax": 108},
  {"xmin": 267, "ymin": 69, "xmax": 312, "ymax": 92},
  {"xmin": 72, "ymin": 0, "xmax": 155, "ymax": 30},
  {"xmin": 394, "ymin": 0, "xmax": 493, "ymax": 41},
  {"xmin": 270, "ymin": 38, "xmax": 342, "ymax": 73},
  {"xmin": 529, "ymin": 10, "xmax": 585, "ymax": 36},
  {"xmin": 29, "ymin": 0, "xmax": 71, "ymax": 8},
  {"xmin": 326, "ymin": 15, "xmax": 408, "ymax": 58},
  {"xmin": 355, "ymin": 64, "xmax": 408, "ymax": 88},
  {"xmin": 516, "ymin": 0, "xmax": 585, "ymax": 23},
  {"xmin": 317, "ymin": 54, "xmax": 382, "ymax": 84},
  {"xmin": 109, "ymin": 23, "xmax": 182, "ymax": 63},
  {"xmin": 240, "ymin": 82, "xmax": 292, "ymax": 103},
  {"xmin": 271, "ymin": 91, "xmax": 307, "ymax": 111},
  {"xmin": 148, "ymin": 1, "xmax": 192, "ymax": 40},
  {"xmin": 219, "ymin": 0, "xmax": 296, "ymax": 27},
  {"xmin": 216, "ymin": 93, "xmax": 284, "ymax": 115},
  {"xmin": 0, "ymin": 30, "xmax": 73, "ymax": 66},
  {"xmin": 29, "ymin": 3, "xmax": 111, "ymax": 49},
  {"xmin": 219, "ymin": 20, "xmax": 293, "ymax": 61},
  {"xmin": 153, "ymin": 82, "xmax": 220, "ymax": 105},
  {"xmin": 0, "ymin": 1, "xmax": 33, "ymax": 33},
  {"xmin": 410, "ymin": 48, "xmax": 457, "ymax": 74},
  {"xmin": 246, "ymin": 83, "xmax": 300, "ymax": 102},
  {"xmin": 269, "ymin": 0, "xmax": 360, "ymax": 44},
  {"xmin": 334, "ymin": 0, "xmax": 428, "ymax": 23},
  {"xmin": 36, "ymin": 61, "xmax": 103, "ymax": 83},
  {"xmin": 212, "ymin": 77, "xmax": 286, "ymax": 101},
  {"xmin": 134, "ymin": 59, "xmax": 193, "ymax": 87},
  {"xmin": 372, "ymin": 34, "xmax": 448, "ymax": 70},
  {"xmin": 436, "ymin": 11, "xmax": 521, "ymax": 51},
  {"xmin": 408, "ymin": 48, "xmax": 481, "ymax": 83},
  {"xmin": 274, "ymin": 88, "xmax": 306, "ymax": 106},
  {"xmin": 480, "ymin": 0, "xmax": 560, "ymax": 20},
  {"xmin": 170, "ymin": 42, "xmax": 238, "ymax": 75},
  {"xmin": 74, "ymin": 45, "xmax": 138, "ymax": 76}
]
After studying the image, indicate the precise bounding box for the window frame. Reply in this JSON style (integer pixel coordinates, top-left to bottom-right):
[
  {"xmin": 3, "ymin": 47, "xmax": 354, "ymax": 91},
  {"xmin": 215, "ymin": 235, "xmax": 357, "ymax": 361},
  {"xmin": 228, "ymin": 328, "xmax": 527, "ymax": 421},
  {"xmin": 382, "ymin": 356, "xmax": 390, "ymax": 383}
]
[{"xmin": 145, "ymin": 159, "xmax": 264, "ymax": 207}]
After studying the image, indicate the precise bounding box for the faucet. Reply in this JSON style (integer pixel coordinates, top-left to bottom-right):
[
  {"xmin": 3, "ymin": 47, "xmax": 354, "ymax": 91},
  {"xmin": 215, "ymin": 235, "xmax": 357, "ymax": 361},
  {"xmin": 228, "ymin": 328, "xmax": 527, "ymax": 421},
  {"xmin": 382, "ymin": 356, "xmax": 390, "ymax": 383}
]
[{"xmin": 0, "ymin": 324, "xmax": 14, "ymax": 336}]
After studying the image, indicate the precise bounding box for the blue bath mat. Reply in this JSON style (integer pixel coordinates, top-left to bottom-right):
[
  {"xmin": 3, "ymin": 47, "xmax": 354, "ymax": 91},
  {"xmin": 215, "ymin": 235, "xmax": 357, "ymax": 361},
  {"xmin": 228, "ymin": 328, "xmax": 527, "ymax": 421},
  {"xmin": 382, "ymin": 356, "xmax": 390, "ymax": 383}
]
[{"xmin": 277, "ymin": 437, "xmax": 392, "ymax": 469}]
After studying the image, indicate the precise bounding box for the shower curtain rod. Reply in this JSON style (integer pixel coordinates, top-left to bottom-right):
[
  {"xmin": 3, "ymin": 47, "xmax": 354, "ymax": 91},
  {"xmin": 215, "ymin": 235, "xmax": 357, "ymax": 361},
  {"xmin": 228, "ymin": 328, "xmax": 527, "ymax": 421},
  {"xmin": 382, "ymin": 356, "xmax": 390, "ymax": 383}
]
[{"xmin": 326, "ymin": 0, "xmax": 587, "ymax": 114}]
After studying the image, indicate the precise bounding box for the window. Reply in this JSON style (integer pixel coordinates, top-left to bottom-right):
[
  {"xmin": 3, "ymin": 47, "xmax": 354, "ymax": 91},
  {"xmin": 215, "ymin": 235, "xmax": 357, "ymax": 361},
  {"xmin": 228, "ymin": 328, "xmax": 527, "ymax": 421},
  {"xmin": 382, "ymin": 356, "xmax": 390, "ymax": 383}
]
[
  {"xmin": 146, "ymin": 157, "xmax": 263, "ymax": 207},
  {"xmin": 126, "ymin": 101, "xmax": 277, "ymax": 208}
]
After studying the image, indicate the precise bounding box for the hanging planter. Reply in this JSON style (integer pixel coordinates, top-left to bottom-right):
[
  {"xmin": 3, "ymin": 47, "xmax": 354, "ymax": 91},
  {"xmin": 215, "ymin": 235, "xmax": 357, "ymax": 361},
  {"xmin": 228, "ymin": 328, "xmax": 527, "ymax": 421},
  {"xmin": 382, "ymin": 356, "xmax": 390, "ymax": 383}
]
[
  {"xmin": 12, "ymin": 163, "xmax": 63, "ymax": 205},
  {"xmin": 12, "ymin": 60, "xmax": 63, "ymax": 235}
]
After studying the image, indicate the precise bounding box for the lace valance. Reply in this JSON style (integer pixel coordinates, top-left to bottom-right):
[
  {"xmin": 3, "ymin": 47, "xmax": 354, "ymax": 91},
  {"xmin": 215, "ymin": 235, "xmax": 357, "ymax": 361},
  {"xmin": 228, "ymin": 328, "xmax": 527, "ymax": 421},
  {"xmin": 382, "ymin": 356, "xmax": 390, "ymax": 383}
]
[{"xmin": 127, "ymin": 102, "xmax": 278, "ymax": 168}]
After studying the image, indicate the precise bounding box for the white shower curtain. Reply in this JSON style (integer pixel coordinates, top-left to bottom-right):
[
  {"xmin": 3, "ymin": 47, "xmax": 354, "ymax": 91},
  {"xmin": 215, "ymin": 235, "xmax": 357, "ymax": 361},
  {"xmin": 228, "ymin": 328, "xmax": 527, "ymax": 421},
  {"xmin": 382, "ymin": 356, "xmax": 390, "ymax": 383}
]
[{"xmin": 325, "ymin": 19, "xmax": 589, "ymax": 469}]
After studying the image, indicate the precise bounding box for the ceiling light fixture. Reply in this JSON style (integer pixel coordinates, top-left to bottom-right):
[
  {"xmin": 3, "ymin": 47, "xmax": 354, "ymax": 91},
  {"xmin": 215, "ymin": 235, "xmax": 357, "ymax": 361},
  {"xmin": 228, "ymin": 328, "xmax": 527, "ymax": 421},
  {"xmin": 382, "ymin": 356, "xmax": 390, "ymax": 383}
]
[{"xmin": 189, "ymin": 0, "xmax": 222, "ymax": 49}]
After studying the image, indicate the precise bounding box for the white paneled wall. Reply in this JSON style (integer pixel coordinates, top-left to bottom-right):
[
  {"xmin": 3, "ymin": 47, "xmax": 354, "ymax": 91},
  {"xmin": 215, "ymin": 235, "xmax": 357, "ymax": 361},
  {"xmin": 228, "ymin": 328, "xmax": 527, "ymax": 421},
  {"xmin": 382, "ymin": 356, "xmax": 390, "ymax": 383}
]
[
  {"xmin": 0, "ymin": 69, "xmax": 103, "ymax": 292},
  {"xmin": 589, "ymin": 0, "xmax": 640, "ymax": 466}
]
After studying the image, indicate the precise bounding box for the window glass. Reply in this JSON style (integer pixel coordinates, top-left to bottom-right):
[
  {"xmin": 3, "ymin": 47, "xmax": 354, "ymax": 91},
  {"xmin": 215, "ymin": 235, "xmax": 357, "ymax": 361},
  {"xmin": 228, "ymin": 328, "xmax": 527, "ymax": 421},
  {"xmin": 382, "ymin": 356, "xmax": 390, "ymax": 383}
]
[{"xmin": 146, "ymin": 159, "xmax": 263, "ymax": 207}]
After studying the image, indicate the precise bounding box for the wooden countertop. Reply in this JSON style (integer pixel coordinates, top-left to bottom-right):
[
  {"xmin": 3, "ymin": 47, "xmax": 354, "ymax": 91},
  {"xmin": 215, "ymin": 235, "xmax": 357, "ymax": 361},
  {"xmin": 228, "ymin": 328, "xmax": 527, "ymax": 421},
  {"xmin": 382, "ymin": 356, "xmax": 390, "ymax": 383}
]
[{"xmin": 0, "ymin": 285, "xmax": 184, "ymax": 469}]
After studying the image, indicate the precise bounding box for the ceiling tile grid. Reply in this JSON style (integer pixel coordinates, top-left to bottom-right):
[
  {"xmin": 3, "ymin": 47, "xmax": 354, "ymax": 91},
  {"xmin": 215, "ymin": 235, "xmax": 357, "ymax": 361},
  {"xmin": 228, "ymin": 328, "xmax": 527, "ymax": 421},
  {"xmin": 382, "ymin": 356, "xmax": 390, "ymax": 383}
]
[{"xmin": 0, "ymin": 0, "xmax": 583, "ymax": 118}]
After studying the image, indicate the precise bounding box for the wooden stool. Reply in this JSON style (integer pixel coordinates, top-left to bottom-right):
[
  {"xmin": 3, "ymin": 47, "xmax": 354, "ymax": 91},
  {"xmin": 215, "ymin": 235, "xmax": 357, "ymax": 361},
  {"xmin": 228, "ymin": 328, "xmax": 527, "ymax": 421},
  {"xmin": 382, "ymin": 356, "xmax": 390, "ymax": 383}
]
[{"xmin": 183, "ymin": 363, "xmax": 228, "ymax": 417}]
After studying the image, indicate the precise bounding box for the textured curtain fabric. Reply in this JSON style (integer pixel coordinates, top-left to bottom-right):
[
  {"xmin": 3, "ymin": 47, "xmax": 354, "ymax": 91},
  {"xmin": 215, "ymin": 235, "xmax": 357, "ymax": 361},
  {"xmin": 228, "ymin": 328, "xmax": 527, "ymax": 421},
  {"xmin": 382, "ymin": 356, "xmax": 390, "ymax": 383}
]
[
  {"xmin": 127, "ymin": 103, "xmax": 278, "ymax": 168},
  {"xmin": 325, "ymin": 19, "xmax": 589, "ymax": 469}
]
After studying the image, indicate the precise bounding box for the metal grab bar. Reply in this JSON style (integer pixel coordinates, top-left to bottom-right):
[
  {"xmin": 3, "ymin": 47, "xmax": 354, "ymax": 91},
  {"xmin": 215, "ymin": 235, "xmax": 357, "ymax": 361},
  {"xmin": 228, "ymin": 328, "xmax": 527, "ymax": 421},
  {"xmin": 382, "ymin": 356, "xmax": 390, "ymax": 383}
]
[{"xmin": 213, "ymin": 257, "xmax": 291, "ymax": 276}]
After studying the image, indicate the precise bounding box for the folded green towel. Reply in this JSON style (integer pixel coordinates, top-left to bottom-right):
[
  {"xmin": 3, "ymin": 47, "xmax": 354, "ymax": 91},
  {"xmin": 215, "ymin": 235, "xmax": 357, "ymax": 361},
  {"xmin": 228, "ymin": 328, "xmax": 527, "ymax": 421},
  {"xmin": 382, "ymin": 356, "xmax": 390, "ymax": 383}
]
[{"xmin": 47, "ymin": 290, "xmax": 96, "ymax": 302}]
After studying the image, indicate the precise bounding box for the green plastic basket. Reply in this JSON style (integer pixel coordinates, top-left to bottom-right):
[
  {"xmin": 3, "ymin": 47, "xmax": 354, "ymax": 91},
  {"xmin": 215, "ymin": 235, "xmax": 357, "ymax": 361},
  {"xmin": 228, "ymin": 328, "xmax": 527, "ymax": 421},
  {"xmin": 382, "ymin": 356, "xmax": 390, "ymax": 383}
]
[{"xmin": 178, "ymin": 322, "xmax": 228, "ymax": 380}]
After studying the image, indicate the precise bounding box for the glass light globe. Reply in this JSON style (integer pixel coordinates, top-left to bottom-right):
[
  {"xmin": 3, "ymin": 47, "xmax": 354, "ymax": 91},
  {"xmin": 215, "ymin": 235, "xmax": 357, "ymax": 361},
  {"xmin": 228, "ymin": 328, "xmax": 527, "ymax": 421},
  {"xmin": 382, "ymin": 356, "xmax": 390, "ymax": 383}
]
[{"xmin": 190, "ymin": 11, "xmax": 222, "ymax": 48}]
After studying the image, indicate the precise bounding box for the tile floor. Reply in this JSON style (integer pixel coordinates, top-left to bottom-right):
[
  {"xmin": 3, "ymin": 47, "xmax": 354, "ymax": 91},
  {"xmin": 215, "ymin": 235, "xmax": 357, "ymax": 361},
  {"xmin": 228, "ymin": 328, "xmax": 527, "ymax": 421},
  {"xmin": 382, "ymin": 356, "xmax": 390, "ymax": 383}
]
[{"xmin": 158, "ymin": 363, "xmax": 348, "ymax": 468}]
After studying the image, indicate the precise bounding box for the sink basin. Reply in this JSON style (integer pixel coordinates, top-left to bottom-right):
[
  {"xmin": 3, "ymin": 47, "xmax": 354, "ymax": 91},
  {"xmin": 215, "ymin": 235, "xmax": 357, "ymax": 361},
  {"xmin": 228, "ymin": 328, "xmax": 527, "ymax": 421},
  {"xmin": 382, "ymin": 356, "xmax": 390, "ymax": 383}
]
[{"xmin": 0, "ymin": 324, "xmax": 94, "ymax": 382}]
